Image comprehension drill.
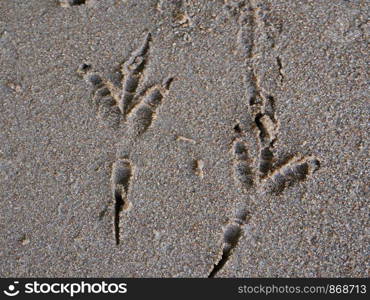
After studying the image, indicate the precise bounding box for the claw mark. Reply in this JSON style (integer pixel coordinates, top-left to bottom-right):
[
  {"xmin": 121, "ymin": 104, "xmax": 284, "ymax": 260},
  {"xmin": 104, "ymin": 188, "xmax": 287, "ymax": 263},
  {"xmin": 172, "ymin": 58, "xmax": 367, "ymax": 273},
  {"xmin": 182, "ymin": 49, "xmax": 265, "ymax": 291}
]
[
  {"xmin": 126, "ymin": 77, "xmax": 174, "ymax": 139},
  {"xmin": 238, "ymin": 1, "xmax": 279, "ymax": 182},
  {"xmin": 254, "ymin": 111, "xmax": 278, "ymax": 177},
  {"xmin": 120, "ymin": 33, "xmax": 151, "ymax": 116},
  {"xmin": 262, "ymin": 156, "xmax": 320, "ymax": 194},
  {"xmin": 111, "ymin": 159, "xmax": 133, "ymax": 245},
  {"xmin": 209, "ymin": 208, "xmax": 250, "ymax": 278}
]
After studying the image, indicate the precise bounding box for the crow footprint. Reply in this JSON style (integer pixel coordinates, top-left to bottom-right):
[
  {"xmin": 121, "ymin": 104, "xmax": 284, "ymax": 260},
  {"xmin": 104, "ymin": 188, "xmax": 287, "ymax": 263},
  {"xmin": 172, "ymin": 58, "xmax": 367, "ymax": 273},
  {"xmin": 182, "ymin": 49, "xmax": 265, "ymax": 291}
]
[
  {"xmin": 79, "ymin": 33, "xmax": 174, "ymax": 245},
  {"xmin": 209, "ymin": 0, "xmax": 321, "ymax": 277},
  {"xmin": 209, "ymin": 129, "xmax": 321, "ymax": 277}
]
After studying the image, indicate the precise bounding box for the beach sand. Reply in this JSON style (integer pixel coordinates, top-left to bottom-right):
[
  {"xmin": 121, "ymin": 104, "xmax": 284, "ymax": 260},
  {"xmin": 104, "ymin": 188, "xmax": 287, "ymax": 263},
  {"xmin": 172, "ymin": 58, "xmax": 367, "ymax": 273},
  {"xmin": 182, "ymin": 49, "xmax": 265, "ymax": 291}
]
[{"xmin": 0, "ymin": 0, "xmax": 368, "ymax": 277}]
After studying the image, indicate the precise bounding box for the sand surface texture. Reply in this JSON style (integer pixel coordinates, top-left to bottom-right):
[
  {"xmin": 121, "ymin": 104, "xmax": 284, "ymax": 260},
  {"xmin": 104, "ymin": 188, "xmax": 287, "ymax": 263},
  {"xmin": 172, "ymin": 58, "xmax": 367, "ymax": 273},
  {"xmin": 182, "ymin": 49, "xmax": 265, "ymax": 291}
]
[{"xmin": 0, "ymin": 0, "xmax": 368, "ymax": 277}]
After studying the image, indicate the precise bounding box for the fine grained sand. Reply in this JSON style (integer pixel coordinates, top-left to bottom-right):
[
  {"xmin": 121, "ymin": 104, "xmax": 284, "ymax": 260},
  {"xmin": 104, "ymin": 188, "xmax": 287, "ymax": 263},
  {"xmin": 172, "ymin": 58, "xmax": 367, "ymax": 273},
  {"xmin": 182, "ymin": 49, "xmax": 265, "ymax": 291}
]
[{"xmin": 0, "ymin": 0, "xmax": 368, "ymax": 277}]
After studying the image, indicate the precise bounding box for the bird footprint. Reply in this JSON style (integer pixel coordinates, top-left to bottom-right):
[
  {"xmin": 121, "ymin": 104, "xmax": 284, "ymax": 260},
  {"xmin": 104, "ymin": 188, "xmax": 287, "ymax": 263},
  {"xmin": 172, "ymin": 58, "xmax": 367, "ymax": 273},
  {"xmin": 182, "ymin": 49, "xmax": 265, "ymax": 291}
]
[{"xmin": 79, "ymin": 32, "xmax": 174, "ymax": 245}]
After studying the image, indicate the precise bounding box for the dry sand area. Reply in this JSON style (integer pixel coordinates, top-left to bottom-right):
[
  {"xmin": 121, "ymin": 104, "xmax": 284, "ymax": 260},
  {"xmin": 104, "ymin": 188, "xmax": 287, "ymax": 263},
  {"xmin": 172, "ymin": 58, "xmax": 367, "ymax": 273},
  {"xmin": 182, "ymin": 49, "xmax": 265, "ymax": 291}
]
[{"xmin": 0, "ymin": 0, "xmax": 368, "ymax": 277}]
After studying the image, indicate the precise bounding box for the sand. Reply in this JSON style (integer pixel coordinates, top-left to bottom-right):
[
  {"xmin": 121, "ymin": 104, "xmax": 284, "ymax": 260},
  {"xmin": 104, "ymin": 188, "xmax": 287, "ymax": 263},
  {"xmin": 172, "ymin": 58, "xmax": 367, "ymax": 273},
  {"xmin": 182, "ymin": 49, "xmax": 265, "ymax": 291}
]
[{"xmin": 0, "ymin": 0, "xmax": 368, "ymax": 277}]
